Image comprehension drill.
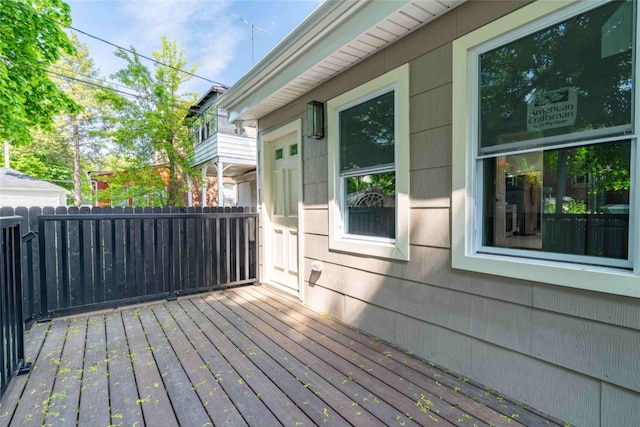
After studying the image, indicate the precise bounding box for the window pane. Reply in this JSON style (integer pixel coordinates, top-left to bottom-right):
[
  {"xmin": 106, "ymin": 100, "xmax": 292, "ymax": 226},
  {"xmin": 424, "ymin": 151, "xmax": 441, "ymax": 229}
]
[
  {"xmin": 482, "ymin": 140, "xmax": 631, "ymax": 261},
  {"xmin": 480, "ymin": 2, "xmax": 634, "ymax": 149},
  {"xmin": 340, "ymin": 91, "xmax": 395, "ymax": 172},
  {"xmin": 345, "ymin": 172, "xmax": 395, "ymax": 239}
]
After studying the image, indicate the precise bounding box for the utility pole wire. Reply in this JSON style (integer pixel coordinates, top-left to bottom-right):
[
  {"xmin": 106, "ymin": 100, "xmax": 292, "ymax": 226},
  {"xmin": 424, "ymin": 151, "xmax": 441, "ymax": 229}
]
[
  {"xmin": 233, "ymin": 14, "xmax": 270, "ymax": 66},
  {"xmin": 6, "ymin": 0, "xmax": 228, "ymax": 88}
]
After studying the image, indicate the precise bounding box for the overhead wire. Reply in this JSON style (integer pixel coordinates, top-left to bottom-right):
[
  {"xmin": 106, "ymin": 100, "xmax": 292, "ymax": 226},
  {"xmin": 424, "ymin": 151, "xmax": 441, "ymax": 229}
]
[
  {"xmin": 2, "ymin": 55, "xmax": 194, "ymax": 108},
  {"xmin": 47, "ymin": 63, "xmax": 141, "ymax": 94},
  {"xmin": 5, "ymin": 0, "xmax": 229, "ymax": 89}
]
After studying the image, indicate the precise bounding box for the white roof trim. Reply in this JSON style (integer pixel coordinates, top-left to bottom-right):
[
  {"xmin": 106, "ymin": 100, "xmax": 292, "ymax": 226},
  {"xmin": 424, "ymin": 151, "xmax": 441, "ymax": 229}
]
[{"xmin": 218, "ymin": 0, "xmax": 466, "ymax": 123}]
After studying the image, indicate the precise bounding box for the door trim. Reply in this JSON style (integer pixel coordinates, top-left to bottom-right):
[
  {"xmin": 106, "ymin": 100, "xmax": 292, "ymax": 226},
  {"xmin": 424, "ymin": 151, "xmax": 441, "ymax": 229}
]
[{"xmin": 260, "ymin": 119, "xmax": 304, "ymax": 300}]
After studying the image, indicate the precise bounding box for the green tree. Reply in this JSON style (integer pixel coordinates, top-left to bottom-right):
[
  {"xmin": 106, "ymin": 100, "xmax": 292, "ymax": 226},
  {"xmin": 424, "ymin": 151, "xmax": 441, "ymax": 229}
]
[
  {"xmin": 1, "ymin": 127, "xmax": 74, "ymax": 191},
  {"xmin": 0, "ymin": 0, "xmax": 79, "ymax": 144},
  {"xmin": 98, "ymin": 37, "xmax": 197, "ymax": 206},
  {"xmin": 49, "ymin": 34, "xmax": 107, "ymax": 206}
]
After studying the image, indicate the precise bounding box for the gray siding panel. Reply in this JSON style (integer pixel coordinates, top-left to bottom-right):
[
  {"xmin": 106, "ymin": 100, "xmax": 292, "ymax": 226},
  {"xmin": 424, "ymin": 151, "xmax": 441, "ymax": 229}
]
[
  {"xmin": 601, "ymin": 383, "xmax": 640, "ymax": 427},
  {"xmin": 410, "ymin": 84, "xmax": 452, "ymax": 133},
  {"xmin": 410, "ymin": 125, "xmax": 452, "ymax": 171},
  {"xmin": 533, "ymin": 284, "xmax": 640, "ymax": 330},
  {"xmin": 532, "ymin": 311, "xmax": 640, "ymax": 393},
  {"xmin": 409, "ymin": 167, "xmax": 451, "ymax": 208},
  {"xmin": 396, "ymin": 314, "xmax": 473, "ymax": 376},
  {"xmin": 470, "ymin": 298, "xmax": 533, "ymax": 354},
  {"xmin": 471, "ymin": 339, "xmax": 601, "ymax": 427},
  {"xmin": 303, "ymin": 182, "xmax": 328, "ymax": 207},
  {"xmin": 410, "ymin": 207, "xmax": 450, "ymax": 248}
]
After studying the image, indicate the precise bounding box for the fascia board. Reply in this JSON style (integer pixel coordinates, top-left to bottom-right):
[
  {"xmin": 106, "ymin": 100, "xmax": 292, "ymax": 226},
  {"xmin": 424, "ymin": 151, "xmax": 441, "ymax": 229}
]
[{"xmin": 219, "ymin": 0, "xmax": 410, "ymax": 122}]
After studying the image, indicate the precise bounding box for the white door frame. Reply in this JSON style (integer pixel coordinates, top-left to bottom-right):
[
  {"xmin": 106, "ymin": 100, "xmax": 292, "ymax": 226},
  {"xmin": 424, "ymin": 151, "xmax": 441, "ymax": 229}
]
[{"xmin": 259, "ymin": 119, "xmax": 304, "ymax": 300}]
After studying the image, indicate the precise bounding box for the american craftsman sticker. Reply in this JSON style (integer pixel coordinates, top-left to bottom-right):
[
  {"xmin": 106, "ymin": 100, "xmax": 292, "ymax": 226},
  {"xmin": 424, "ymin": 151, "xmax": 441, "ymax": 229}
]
[{"xmin": 527, "ymin": 88, "xmax": 577, "ymax": 132}]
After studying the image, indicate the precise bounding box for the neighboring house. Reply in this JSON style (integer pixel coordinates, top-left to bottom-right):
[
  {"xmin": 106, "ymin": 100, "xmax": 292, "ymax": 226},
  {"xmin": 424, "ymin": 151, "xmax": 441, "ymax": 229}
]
[
  {"xmin": 188, "ymin": 85, "xmax": 257, "ymax": 208},
  {"xmin": 217, "ymin": 1, "xmax": 640, "ymax": 426},
  {"xmin": 88, "ymin": 169, "xmax": 170, "ymax": 207},
  {"xmin": 0, "ymin": 168, "xmax": 69, "ymax": 207}
]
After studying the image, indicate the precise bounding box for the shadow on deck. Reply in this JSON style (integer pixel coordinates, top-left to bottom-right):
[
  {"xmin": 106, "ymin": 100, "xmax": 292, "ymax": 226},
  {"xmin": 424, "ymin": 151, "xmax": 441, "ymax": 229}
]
[{"xmin": 0, "ymin": 286, "xmax": 565, "ymax": 427}]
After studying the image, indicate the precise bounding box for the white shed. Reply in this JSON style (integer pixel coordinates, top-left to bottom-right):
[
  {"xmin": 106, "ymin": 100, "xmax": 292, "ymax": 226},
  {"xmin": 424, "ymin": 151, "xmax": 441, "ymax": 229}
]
[{"xmin": 0, "ymin": 168, "xmax": 69, "ymax": 207}]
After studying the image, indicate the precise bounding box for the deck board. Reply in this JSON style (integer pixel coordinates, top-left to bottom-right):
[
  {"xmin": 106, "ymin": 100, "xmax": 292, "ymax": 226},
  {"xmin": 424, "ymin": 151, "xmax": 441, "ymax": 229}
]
[
  {"xmin": 105, "ymin": 312, "xmax": 144, "ymax": 426},
  {"xmin": 121, "ymin": 307, "xmax": 179, "ymax": 426},
  {"xmin": 44, "ymin": 316, "xmax": 86, "ymax": 426},
  {"xmin": 0, "ymin": 286, "xmax": 566, "ymax": 427},
  {"xmin": 207, "ymin": 292, "xmax": 422, "ymax": 426},
  {"xmin": 0, "ymin": 321, "xmax": 49, "ymax": 427},
  {"xmin": 184, "ymin": 298, "xmax": 309, "ymax": 426},
  {"xmin": 78, "ymin": 314, "xmax": 110, "ymax": 427},
  {"xmin": 248, "ymin": 286, "xmax": 548, "ymax": 426},
  {"xmin": 242, "ymin": 286, "xmax": 525, "ymax": 427}
]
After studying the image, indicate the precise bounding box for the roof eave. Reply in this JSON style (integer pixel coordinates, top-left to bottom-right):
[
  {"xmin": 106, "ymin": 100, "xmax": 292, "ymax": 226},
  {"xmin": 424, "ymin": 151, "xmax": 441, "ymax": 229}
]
[{"xmin": 217, "ymin": 0, "xmax": 407, "ymax": 122}]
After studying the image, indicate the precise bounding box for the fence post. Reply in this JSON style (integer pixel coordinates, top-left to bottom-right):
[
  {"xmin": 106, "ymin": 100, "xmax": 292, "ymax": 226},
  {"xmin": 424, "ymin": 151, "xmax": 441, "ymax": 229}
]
[
  {"xmin": 0, "ymin": 216, "xmax": 31, "ymax": 401},
  {"xmin": 37, "ymin": 217, "xmax": 50, "ymax": 322}
]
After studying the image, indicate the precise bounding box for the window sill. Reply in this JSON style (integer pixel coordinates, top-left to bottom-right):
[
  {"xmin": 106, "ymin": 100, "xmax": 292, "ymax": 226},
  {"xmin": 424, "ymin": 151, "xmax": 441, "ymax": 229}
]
[
  {"xmin": 329, "ymin": 235, "xmax": 409, "ymax": 262},
  {"xmin": 452, "ymin": 249, "xmax": 640, "ymax": 298}
]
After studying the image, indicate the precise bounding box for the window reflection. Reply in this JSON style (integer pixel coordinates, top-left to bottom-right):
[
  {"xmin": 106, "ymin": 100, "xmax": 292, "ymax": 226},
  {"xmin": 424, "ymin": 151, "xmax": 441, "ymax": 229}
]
[{"xmin": 484, "ymin": 141, "xmax": 631, "ymax": 260}]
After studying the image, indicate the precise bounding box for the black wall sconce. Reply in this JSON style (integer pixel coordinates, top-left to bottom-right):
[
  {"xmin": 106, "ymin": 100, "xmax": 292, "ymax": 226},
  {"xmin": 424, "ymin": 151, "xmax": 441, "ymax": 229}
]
[{"xmin": 306, "ymin": 100, "xmax": 324, "ymax": 139}]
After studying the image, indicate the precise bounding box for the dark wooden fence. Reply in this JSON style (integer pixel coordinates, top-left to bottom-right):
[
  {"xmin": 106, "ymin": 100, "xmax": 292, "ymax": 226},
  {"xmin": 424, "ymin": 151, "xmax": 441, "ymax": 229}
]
[
  {"xmin": 542, "ymin": 213, "xmax": 628, "ymax": 259},
  {"xmin": 348, "ymin": 207, "xmax": 395, "ymax": 238},
  {"xmin": 0, "ymin": 217, "xmax": 29, "ymax": 401},
  {"xmin": 1, "ymin": 206, "xmax": 258, "ymax": 322}
]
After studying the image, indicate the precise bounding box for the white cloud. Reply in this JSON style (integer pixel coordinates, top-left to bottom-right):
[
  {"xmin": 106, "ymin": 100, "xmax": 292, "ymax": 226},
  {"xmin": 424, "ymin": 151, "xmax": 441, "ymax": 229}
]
[{"xmin": 96, "ymin": 1, "xmax": 243, "ymax": 95}]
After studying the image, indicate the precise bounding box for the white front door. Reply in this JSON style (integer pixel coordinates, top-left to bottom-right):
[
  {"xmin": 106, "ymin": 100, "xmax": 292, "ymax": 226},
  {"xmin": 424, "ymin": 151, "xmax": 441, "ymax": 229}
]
[{"xmin": 264, "ymin": 130, "xmax": 301, "ymax": 294}]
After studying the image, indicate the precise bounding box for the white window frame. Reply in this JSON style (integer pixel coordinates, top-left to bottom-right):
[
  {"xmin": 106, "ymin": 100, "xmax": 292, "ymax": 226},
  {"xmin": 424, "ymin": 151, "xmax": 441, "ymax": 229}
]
[
  {"xmin": 452, "ymin": 0, "xmax": 640, "ymax": 298},
  {"xmin": 327, "ymin": 64, "xmax": 410, "ymax": 261}
]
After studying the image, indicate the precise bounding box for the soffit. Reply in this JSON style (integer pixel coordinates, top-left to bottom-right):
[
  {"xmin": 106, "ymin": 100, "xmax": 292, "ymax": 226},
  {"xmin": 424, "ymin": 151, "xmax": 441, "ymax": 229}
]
[{"xmin": 218, "ymin": 0, "xmax": 466, "ymax": 123}]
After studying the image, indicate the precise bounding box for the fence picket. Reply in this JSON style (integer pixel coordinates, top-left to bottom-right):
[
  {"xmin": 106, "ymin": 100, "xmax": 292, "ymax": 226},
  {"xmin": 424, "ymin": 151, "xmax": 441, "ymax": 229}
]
[{"xmin": 4, "ymin": 207, "xmax": 258, "ymax": 319}]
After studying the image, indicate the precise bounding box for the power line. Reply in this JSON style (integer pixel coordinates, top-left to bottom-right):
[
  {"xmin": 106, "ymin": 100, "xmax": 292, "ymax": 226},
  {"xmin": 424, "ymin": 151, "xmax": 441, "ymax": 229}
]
[
  {"xmin": 5, "ymin": 0, "xmax": 229, "ymax": 88},
  {"xmin": 2, "ymin": 55, "xmax": 193, "ymax": 108},
  {"xmin": 47, "ymin": 63, "xmax": 143, "ymax": 95}
]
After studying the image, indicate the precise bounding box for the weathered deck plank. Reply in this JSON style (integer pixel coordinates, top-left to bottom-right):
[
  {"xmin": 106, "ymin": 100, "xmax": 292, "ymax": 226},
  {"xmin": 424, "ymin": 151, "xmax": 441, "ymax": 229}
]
[
  {"xmin": 10, "ymin": 320, "xmax": 67, "ymax": 426},
  {"xmin": 105, "ymin": 311, "xmax": 144, "ymax": 426},
  {"xmin": 44, "ymin": 316, "xmax": 87, "ymax": 426},
  {"xmin": 0, "ymin": 321, "xmax": 49, "ymax": 427},
  {"xmin": 244, "ymin": 286, "xmax": 527, "ymax": 427},
  {"xmin": 182, "ymin": 298, "xmax": 306, "ymax": 426},
  {"xmin": 136, "ymin": 304, "xmax": 211, "ymax": 427},
  {"xmin": 156, "ymin": 303, "xmax": 248, "ymax": 426},
  {"xmin": 187, "ymin": 297, "xmax": 342, "ymax": 426},
  {"xmin": 1, "ymin": 287, "xmax": 566, "ymax": 427},
  {"xmin": 215, "ymin": 291, "xmax": 459, "ymax": 426},
  {"xmin": 78, "ymin": 314, "xmax": 110, "ymax": 426},
  {"xmin": 121, "ymin": 307, "xmax": 179, "ymax": 426},
  {"xmin": 206, "ymin": 293, "xmax": 422, "ymax": 426},
  {"xmin": 249, "ymin": 286, "xmax": 555, "ymax": 427},
  {"xmin": 192, "ymin": 296, "xmax": 386, "ymax": 427}
]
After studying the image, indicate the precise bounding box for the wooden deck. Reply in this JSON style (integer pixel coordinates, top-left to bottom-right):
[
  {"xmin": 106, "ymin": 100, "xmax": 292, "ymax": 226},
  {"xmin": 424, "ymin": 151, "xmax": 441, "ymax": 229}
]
[{"xmin": 0, "ymin": 286, "xmax": 565, "ymax": 427}]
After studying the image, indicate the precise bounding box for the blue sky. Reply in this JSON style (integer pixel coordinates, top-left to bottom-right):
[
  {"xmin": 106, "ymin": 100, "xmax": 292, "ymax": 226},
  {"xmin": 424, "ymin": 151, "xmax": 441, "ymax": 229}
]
[{"xmin": 66, "ymin": 0, "xmax": 321, "ymax": 96}]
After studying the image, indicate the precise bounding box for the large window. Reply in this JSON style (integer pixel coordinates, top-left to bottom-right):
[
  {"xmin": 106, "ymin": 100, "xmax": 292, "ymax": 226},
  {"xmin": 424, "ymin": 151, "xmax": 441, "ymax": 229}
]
[
  {"xmin": 452, "ymin": 0, "xmax": 639, "ymax": 297},
  {"xmin": 327, "ymin": 65, "xmax": 409, "ymax": 260}
]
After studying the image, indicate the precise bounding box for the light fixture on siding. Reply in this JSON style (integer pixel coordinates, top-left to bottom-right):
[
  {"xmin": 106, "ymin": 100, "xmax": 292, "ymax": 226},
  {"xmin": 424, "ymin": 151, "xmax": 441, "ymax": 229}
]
[{"xmin": 306, "ymin": 101, "xmax": 324, "ymax": 139}]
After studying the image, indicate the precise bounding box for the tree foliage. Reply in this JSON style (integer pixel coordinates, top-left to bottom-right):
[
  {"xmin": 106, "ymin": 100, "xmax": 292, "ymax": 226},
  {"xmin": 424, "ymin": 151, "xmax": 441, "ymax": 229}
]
[
  {"xmin": 0, "ymin": 0, "xmax": 79, "ymax": 143},
  {"xmin": 0, "ymin": 127, "xmax": 73, "ymax": 190},
  {"xmin": 98, "ymin": 37, "xmax": 197, "ymax": 206},
  {"xmin": 49, "ymin": 33, "xmax": 107, "ymax": 205}
]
